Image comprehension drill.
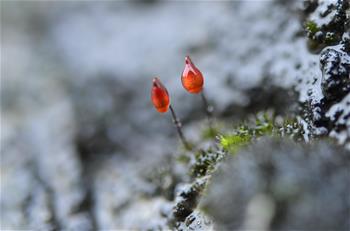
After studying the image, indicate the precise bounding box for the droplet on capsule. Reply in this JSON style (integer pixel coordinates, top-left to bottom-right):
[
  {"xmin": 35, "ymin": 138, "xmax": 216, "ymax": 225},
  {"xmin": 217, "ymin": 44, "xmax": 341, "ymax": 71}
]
[
  {"xmin": 151, "ymin": 77, "xmax": 170, "ymax": 113},
  {"xmin": 181, "ymin": 56, "xmax": 204, "ymax": 94}
]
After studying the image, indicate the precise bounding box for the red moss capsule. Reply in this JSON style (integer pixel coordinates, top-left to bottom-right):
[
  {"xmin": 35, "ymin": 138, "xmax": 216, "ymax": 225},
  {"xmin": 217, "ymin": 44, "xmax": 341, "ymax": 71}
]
[
  {"xmin": 151, "ymin": 77, "xmax": 170, "ymax": 113},
  {"xmin": 181, "ymin": 56, "xmax": 204, "ymax": 94}
]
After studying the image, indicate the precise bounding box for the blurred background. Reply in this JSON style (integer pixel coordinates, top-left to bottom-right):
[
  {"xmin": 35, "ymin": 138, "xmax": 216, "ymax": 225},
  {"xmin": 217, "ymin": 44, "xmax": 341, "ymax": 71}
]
[{"xmin": 2, "ymin": 0, "xmax": 348, "ymax": 230}]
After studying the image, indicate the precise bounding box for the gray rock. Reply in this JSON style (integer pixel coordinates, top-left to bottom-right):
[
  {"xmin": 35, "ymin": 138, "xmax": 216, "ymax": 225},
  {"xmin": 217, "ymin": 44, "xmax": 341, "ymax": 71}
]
[
  {"xmin": 201, "ymin": 138, "xmax": 350, "ymax": 230},
  {"xmin": 297, "ymin": 0, "xmax": 350, "ymax": 147},
  {"xmin": 1, "ymin": 0, "xmax": 349, "ymax": 230}
]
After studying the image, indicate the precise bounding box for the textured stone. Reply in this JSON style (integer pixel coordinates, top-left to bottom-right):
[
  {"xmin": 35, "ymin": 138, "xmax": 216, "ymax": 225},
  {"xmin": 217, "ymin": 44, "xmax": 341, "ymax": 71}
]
[{"xmin": 201, "ymin": 138, "xmax": 350, "ymax": 230}]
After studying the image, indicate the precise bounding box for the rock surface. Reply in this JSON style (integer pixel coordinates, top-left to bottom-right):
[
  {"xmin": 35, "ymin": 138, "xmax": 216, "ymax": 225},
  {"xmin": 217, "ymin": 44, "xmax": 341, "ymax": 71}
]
[
  {"xmin": 201, "ymin": 138, "xmax": 350, "ymax": 231},
  {"xmin": 298, "ymin": 0, "xmax": 350, "ymax": 147},
  {"xmin": 1, "ymin": 0, "xmax": 349, "ymax": 230}
]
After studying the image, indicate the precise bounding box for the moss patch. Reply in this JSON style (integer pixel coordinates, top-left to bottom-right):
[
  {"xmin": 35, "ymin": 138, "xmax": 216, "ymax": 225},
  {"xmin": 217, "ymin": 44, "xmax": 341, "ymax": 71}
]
[{"xmin": 219, "ymin": 113, "xmax": 301, "ymax": 155}]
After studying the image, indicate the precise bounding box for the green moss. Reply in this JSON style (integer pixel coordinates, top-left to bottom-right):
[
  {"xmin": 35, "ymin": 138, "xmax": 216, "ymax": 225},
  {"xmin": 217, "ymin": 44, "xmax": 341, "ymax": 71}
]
[
  {"xmin": 177, "ymin": 154, "xmax": 191, "ymax": 164},
  {"xmin": 254, "ymin": 113, "xmax": 274, "ymax": 136},
  {"xmin": 220, "ymin": 132, "xmax": 251, "ymax": 154},
  {"xmin": 325, "ymin": 32, "xmax": 336, "ymax": 44},
  {"xmin": 305, "ymin": 21, "xmax": 319, "ymax": 35},
  {"xmin": 219, "ymin": 113, "xmax": 301, "ymax": 155},
  {"xmin": 191, "ymin": 149, "xmax": 222, "ymax": 177},
  {"xmin": 201, "ymin": 126, "xmax": 219, "ymax": 140}
]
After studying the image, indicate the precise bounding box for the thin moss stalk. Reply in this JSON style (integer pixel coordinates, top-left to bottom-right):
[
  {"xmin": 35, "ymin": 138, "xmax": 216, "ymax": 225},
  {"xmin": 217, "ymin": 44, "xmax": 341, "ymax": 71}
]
[{"xmin": 169, "ymin": 105, "xmax": 192, "ymax": 151}]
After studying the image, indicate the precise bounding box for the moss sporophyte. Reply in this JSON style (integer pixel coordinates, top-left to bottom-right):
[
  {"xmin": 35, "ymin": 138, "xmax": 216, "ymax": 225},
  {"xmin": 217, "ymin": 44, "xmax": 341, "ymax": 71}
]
[
  {"xmin": 181, "ymin": 56, "xmax": 214, "ymax": 132},
  {"xmin": 151, "ymin": 58, "xmax": 301, "ymax": 156},
  {"xmin": 181, "ymin": 56, "xmax": 204, "ymax": 94},
  {"xmin": 150, "ymin": 73, "xmax": 303, "ymax": 227},
  {"xmin": 151, "ymin": 77, "xmax": 170, "ymax": 113},
  {"xmin": 151, "ymin": 77, "xmax": 191, "ymax": 150},
  {"xmin": 151, "ymin": 56, "xmax": 217, "ymax": 152}
]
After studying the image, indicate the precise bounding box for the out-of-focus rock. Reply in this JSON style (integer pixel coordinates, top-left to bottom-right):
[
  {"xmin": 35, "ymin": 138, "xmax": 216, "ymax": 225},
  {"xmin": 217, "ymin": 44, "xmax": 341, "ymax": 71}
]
[
  {"xmin": 178, "ymin": 210, "xmax": 213, "ymax": 231},
  {"xmin": 1, "ymin": 0, "xmax": 350, "ymax": 230},
  {"xmin": 1, "ymin": 95, "xmax": 92, "ymax": 230},
  {"xmin": 201, "ymin": 138, "xmax": 350, "ymax": 230}
]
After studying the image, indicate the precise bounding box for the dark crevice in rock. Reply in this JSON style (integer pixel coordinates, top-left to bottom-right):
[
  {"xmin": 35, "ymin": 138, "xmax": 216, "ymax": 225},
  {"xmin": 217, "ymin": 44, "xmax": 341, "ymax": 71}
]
[
  {"xmin": 301, "ymin": 0, "xmax": 319, "ymax": 16},
  {"xmin": 168, "ymin": 178, "xmax": 207, "ymax": 228},
  {"xmin": 142, "ymin": 155, "xmax": 181, "ymax": 201},
  {"xmin": 167, "ymin": 148, "xmax": 226, "ymax": 229},
  {"xmin": 270, "ymin": 199, "xmax": 289, "ymax": 230},
  {"xmin": 75, "ymin": 146, "xmax": 98, "ymax": 231},
  {"xmin": 68, "ymin": 73, "xmax": 131, "ymax": 156},
  {"xmin": 31, "ymin": 161, "xmax": 60, "ymax": 231},
  {"xmin": 221, "ymin": 84, "xmax": 298, "ymax": 120},
  {"xmin": 22, "ymin": 183, "xmax": 33, "ymax": 227},
  {"xmin": 112, "ymin": 200, "xmax": 131, "ymax": 216}
]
